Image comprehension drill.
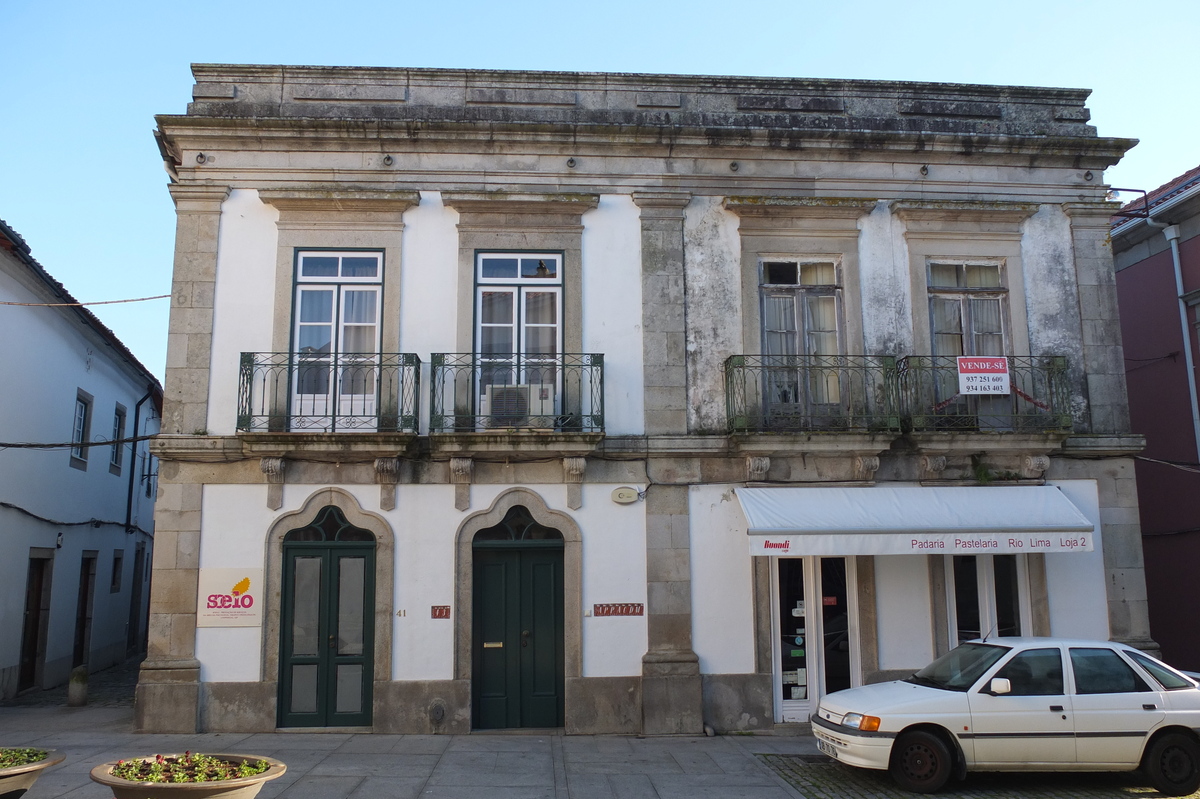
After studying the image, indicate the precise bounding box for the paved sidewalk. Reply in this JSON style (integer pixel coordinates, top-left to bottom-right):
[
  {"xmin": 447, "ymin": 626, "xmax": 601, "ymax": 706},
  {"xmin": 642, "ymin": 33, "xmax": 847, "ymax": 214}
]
[
  {"xmin": 4, "ymin": 661, "xmax": 1195, "ymax": 798},
  {"xmin": 0, "ymin": 703, "xmax": 816, "ymax": 798}
]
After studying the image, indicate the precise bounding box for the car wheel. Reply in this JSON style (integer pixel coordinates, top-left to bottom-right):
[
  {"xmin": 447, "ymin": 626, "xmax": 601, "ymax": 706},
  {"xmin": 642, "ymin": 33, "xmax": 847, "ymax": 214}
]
[
  {"xmin": 889, "ymin": 730, "xmax": 953, "ymax": 793},
  {"xmin": 1145, "ymin": 732, "xmax": 1200, "ymax": 796}
]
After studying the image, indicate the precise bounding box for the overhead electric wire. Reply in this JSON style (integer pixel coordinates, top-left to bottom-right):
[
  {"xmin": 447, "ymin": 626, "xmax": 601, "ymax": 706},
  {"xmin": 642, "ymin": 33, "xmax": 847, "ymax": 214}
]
[
  {"xmin": 1136, "ymin": 455, "xmax": 1200, "ymax": 475},
  {"xmin": 0, "ymin": 500, "xmax": 152, "ymax": 536},
  {"xmin": 0, "ymin": 433, "xmax": 158, "ymax": 452},
  {"xmin": 0, "ymin": 294, "xmax": 170, "ymax": 307}
]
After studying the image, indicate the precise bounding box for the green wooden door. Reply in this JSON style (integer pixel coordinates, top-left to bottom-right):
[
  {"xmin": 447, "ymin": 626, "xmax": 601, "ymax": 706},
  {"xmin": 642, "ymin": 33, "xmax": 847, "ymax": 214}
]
[
  {"xmin": 279, "ymin": 506, "xmax": 375, "ymax": 728},
  {"xmin": 473, "ymin": 545, "xmax": 564, "ymax": 729}
]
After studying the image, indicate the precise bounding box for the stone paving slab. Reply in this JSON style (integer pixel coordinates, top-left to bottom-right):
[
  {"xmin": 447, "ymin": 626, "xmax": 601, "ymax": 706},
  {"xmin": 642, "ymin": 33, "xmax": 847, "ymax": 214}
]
[
  {"xmin": 760, "ymin": 752, "xmax": 1196, "ymax": 798},
  {"xmin": 10, "ymin": 688, "xmax": 1197, "ymax": 799}
]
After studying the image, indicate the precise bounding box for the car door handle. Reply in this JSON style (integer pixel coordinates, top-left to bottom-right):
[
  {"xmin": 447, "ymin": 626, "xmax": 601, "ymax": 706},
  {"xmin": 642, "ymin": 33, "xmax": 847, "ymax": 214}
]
[
  {"xmin": 1144, "ymin": 703, "xmax": 1158, "ymax": 710},
  {"xmin": 1050, "ymin": 705, "xmax": 1064, "ymax": 712}
]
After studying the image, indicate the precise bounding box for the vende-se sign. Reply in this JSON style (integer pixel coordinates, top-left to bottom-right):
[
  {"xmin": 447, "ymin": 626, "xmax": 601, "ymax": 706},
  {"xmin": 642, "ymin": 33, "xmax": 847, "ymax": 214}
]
[{"xmin": 957, "ymin": 356, "xmax": 1010, "ymax": 395}]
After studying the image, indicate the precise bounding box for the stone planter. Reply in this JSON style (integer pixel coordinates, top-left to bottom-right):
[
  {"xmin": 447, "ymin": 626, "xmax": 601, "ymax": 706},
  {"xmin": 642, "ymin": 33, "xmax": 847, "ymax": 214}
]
[
  {"xmin": 90, "ymin": 754, "xmax": 286, "ymax": 799},
  {"xmin": 0, "ymin": 749, "xmax": 65, "ymax": 797}
]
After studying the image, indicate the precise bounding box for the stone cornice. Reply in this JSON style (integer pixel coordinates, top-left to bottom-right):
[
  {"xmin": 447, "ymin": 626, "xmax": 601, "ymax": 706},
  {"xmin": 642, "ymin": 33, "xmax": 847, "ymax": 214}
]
[
  {"xmin": 429, "ymin": 432, "xmax": 603, "ymax": 459},
  {"xmin": 441, "ymin": 191, "xmax": 598, "ymax": 215},
  {"xmin": 151, "ymin": 431, "xmax": 1137, "ymax": 465},
  {"xmin": 258, "ymin": 188, "xmax": 420, "ymax": 212},
  {"xmin": 166, "ymin": 183, "xmax": 230, "ymax": 211},
  {"xmin": 1061, "ymin": 201, "xmax": 1124, "ymax": 226},
  {"xmin": 894, "ymin": 200, "xmax": 1039, "ymax": 225},
  {"xmin": 1060, "ymin": 434, "xmax": 1145, "ymax": 457},
  {"xmin": 724, "ymin": 196, "xmax": 877, "ymax": 219},
  {"xmin": 155, "ymin": 115, "xmax": 1134, "ymax": 166}
]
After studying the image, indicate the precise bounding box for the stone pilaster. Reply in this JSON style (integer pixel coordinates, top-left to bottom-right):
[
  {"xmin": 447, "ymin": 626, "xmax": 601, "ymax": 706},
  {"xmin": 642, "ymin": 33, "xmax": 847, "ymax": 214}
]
[
  {"xmin": 634, "ymin": 192, "xmax": 691, "ymax": 436},
  {"xmin": 162, "ymin": 184, "xmax": 228, "ymax": 436},
  {"xmin": 137, "ymin": 470, "xmax": 203, "ymax": 732},
  {"xmin": 137, "ymin": 183, "xmax": 227, "ymax": 733},
  {"xmin": 1050, "ymin": 442, "xmax": 1156, "ymax": 651},
  {"xmin": 1063, "ymin": 202, "xmax": 1131, "ymax": 434},
  {"xmin": 641, "ymin": 483, "xmax": 702, "ymax": 734}
]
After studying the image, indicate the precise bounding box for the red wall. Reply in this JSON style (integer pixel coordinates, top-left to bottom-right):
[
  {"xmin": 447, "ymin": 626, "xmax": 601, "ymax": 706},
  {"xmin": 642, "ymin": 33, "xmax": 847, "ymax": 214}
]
[{"xmin": 1116, "ymin": 231, "xmax": 1200, "ymax": 668}]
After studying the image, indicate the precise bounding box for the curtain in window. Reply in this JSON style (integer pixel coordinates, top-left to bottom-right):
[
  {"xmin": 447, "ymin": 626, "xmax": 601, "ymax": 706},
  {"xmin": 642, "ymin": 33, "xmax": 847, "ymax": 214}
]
[
  {"xmin": 970, "ymin": 298, "xmax": 1004, "ymax": 356},
  {"xmin": 931, "ymin": 298, "xmax": 965, "ymax": 357}
]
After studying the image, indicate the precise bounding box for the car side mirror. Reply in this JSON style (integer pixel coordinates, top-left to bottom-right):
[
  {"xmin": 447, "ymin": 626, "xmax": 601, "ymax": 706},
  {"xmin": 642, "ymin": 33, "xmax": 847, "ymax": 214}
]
[{"xmin": 987, "ymin": 677, "xmax": 1011, "ymax": 695}]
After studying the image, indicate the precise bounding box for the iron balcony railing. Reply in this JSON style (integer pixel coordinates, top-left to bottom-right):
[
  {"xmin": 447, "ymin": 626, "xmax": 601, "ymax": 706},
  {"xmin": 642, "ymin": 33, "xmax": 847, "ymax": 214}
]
[
  {"xmin": 725, "ymin": 355, "xmax": 901, "ymax": 433},
  {"xmin": 430, "ymin": 353, "xmax": 604, "ymax": 433},
  {"xmin": 237, "ymin": 352, "xmax": 421, "ymax": 433},
  {"xmin": 896, "ymin": 355, "xmax": 1072, "ymax": 432}
]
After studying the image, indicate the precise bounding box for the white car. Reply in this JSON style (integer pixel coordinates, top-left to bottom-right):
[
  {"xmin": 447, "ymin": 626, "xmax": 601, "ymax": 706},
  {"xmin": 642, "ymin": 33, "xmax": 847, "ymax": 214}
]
[{"xmin": 812, "ymin": 637, "xmax": 1200, "ymax": 794}]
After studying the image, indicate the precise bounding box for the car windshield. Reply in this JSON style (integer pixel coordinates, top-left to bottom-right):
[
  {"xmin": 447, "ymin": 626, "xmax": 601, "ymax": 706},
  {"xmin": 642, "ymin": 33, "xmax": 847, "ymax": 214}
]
[{"xmin": 905, "ymin": 642, "xmax": 1010, "ymax": 692}]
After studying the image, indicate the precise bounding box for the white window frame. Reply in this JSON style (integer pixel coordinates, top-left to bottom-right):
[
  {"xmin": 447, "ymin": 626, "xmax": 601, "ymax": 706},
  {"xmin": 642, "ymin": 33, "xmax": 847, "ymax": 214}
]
[
  {"xmin": 70, "ymin": 390, "xmax": 93, "ymax": 468},
  {"xmin": 474, "ymin": 252, "xmax": 564, "ymax": 406},
  {"xmin": 291, "ymin": 251, "xmax": 384, "ymax": 430}
]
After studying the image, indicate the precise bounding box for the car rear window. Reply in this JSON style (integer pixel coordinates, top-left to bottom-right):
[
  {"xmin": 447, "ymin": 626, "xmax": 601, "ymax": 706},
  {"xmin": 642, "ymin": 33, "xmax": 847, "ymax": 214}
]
[{"xmin": 1125, "ymin": 650, "xmax": 1196, "ymax": 691}]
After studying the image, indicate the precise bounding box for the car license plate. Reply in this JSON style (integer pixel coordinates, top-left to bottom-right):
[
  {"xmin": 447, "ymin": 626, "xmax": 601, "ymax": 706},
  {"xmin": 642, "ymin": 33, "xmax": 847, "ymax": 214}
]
[{"xmin": 817, "ymin": 739, "xmax": 836, "ymax": 757}]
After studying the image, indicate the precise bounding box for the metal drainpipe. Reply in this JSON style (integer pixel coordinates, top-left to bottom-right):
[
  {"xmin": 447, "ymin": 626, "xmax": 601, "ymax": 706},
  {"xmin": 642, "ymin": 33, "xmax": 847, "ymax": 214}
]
[
  {"xmin": 125, "ymin": 387, "xmax": 155, "ymax": 533},
  {"xmin": 1155, "ymin": 222, "xmax": 1200, "ymax": 460}
]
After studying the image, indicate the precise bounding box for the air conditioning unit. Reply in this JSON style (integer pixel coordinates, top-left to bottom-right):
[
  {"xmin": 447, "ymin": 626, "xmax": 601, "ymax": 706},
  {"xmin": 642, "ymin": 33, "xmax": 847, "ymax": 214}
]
[{"xmin": 481, "ymin": 384, "xmax": 556, "ymax": 429}]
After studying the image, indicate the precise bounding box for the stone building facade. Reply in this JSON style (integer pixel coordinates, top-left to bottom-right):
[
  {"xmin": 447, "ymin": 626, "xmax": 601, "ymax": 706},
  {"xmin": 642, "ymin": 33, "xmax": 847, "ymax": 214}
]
[{"xmin": 139, "ymin": 64, "xmax": 1149, "ymax": 734}]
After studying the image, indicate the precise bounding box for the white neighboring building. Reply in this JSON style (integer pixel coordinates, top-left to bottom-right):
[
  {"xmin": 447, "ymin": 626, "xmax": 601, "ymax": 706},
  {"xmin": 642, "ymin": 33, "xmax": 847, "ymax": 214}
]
[{"xmin": 0, "ymin": 218, "xmax": 161, "ymax": 699}]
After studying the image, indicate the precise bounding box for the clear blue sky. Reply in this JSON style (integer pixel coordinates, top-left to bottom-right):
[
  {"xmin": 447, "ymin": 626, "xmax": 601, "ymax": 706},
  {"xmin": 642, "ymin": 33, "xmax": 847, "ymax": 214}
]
[{"xmin": 2, "ymin": 0, "xmax": 1196, "ymax": 379}]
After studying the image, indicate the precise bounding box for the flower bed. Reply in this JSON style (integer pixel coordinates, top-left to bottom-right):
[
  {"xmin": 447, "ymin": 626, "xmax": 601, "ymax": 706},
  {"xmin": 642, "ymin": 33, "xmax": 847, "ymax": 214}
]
[
  {"xmin": 91, "ymin": 752, "xmax": 286, "ymax": 799},
  {"xmin": 0, "ymin": 748, "xmax": 48, "ymax": 769},
  {"xmin": 0, "ymin": 747, "xmax": 65, "ymax": 796},
  {"xmin": 110, "ymin": 752, "xmax": 269, "ymax": 783}
]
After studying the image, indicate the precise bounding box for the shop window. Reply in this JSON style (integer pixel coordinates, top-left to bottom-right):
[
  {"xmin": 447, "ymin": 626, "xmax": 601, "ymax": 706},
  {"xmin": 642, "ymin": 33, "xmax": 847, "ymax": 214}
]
[{"xmin": 947, "ymin": 554, "xmax": 1028, "ymax": 646}]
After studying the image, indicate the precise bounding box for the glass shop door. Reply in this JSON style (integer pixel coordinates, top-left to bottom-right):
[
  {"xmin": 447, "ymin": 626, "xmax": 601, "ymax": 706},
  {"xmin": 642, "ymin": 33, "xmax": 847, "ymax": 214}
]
[{"xmin": 774, "ymin": 556, "xmax": 858, "ymax": 722}]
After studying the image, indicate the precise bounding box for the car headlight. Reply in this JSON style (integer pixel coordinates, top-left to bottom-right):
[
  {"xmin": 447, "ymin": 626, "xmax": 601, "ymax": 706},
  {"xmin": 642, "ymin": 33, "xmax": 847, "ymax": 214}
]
[{"xmin": 842, "ymin": 712, "xmax": 881, "ymax": 732}]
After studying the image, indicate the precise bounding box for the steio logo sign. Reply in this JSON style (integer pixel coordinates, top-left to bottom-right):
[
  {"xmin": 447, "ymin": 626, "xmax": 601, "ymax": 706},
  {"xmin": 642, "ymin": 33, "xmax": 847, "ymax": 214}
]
[{"xmin": 197, "ymin": 568, "xmax": 264, "ymax": 627}]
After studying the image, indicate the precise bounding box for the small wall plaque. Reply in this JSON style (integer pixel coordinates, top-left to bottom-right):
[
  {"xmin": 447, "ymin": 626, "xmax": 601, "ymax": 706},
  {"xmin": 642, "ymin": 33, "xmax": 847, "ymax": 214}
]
[
  {"xmin": 431, "ymin": 605, "xmax": 451, "ymax": 619},
  {"xmin": 593, "ymin": 603, "xmax": 644, "ymax": 617}
]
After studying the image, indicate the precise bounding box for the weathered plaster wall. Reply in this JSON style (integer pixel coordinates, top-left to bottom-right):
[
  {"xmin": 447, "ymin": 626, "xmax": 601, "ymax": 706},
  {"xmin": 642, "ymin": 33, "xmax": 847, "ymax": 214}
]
[
  {"xmin": 683, "ymin": 197, "xmax": 742, "ymax": 433},
  {"xmin": 858, "ymin": 201, "xmax": 914, "ymax": 354},
  {"xmin": 1022, "ymin": 205, "xmax": 1088, "ymax": 424}
]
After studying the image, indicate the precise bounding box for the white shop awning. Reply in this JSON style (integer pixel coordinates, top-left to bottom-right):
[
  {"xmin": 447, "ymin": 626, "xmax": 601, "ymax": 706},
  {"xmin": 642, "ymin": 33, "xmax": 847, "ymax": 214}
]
[{"xmin": 735, "ymin": 485, "xmax": 1094, "ymax": 556}]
